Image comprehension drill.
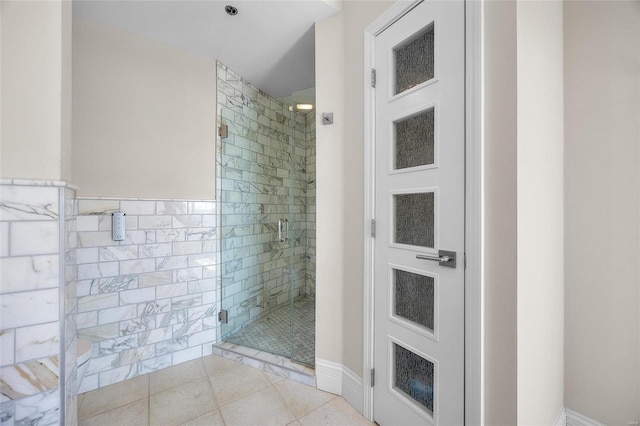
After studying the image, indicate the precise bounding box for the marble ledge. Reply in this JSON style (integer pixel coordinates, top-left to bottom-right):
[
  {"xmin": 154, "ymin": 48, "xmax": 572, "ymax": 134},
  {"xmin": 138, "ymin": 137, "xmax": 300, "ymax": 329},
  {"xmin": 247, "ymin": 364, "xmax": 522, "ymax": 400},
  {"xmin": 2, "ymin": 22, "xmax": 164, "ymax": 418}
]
[
  {"xmin": 76, "ymin": 196, "xmax": 218, "ymax": 203},
  {"xmin": 77, "ymin": 199, "xmax": 218, "ymax": 217},
  {"xmin": 0, "ymin": 356, "xmax": 59, "ymax": 401},
  {"xmin": 0, "ymin": 179, "xmax": 77, "ymax": 190}
]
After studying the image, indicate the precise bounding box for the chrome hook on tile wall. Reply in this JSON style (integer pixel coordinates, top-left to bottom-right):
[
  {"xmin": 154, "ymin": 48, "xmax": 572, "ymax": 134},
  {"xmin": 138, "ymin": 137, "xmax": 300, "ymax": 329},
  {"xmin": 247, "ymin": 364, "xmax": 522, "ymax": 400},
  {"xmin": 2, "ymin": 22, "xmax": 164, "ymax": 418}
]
[{"xmin": 278, "ymin": 218, "xmax": 289, "ymax": 242}]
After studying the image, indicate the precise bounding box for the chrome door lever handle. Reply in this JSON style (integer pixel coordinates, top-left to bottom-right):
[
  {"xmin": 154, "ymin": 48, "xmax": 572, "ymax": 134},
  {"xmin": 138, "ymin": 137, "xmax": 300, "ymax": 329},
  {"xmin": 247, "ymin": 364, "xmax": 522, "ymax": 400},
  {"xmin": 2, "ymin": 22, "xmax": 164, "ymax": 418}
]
[
  {"xmin": 416, "ymin": 250, "xmax": 457, "ymax": 268},
  {"xmin": 416, "ymin": 254, "xmax": 450, "ymax": 262}
]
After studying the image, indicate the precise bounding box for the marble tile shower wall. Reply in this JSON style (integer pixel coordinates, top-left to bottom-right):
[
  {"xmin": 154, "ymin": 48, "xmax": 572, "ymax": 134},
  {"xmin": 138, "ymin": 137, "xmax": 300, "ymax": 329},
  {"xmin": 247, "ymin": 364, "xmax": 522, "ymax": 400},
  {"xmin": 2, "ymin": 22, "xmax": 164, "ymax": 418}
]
[
  {"xmin": 217, "ymin": 62, "xmax": 315, "ymax": 335},
  {"xmin": 74, "ymin": 198, "xmax": 219, "ymax": 393},
  {"xmin": 0, "ymin": 181, "xmax": 76, "ymax": 426}
]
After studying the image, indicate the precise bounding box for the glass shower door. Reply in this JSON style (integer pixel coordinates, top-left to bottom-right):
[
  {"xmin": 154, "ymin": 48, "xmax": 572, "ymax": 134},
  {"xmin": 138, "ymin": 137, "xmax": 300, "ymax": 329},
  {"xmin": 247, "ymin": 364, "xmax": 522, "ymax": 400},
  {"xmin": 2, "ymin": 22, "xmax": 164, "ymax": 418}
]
[
  {"xmin": 217, "ymin": 78, "xmax": 315, "ymax": 367},
  {"xmin": 219, "ymin": 97, "xmax": 297, "ymax": 360}
]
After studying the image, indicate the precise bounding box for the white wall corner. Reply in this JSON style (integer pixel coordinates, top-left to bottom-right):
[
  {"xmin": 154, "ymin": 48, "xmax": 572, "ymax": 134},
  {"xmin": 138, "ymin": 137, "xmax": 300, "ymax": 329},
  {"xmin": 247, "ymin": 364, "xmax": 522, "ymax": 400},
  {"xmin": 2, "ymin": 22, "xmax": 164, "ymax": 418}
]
[
  {"xmin": 566, "ymin": 409, "xmax": 607, "ymax": 426},
  {"xmin": 554, "ymin": 407, "xmax": 567, "ymax": 426},
  {"xmin": 320, "ymin": 0, "xmax": 342, "ymax": 12},
  {"xmin": 315, "ymin": 359, "xmax": 344, "ymax": 395},
  {"xmin": 315, "ymin": 359, "xmax": 365, "ymax": 416}
]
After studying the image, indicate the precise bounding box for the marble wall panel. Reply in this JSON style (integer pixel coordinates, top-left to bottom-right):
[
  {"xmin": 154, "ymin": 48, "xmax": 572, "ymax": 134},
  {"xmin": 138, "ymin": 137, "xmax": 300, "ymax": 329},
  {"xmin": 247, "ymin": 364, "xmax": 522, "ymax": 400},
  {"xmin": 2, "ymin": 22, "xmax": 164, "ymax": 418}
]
[{"xmin": 0, "ymin": 180, "xmax": 76, "ymax": 425}]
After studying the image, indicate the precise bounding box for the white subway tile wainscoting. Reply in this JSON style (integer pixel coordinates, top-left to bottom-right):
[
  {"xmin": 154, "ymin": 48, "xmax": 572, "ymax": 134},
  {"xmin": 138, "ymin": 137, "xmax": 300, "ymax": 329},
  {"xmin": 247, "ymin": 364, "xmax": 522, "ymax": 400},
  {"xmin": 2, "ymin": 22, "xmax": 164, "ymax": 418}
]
[{"xmin": 74, "ymin": 198, "xmax": 220, "ymax": 394}]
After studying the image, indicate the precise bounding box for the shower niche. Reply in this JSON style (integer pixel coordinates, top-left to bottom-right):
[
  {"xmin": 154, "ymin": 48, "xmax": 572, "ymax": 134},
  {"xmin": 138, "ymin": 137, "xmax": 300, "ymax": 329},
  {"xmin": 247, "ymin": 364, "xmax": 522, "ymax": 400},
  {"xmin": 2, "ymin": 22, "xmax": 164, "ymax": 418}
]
[{"xmin": 216, "ymin": 62, "xmax": 316, "ymax": 367}]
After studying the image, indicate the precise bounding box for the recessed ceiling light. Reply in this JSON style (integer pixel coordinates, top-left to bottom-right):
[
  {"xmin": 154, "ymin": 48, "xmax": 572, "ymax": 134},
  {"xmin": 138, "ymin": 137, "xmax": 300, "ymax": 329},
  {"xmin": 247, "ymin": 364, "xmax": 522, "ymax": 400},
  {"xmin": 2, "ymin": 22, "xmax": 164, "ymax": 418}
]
[
  {"xmin": 296, "ymin": 104, "xmax": 314, "ymax": 110},
  {"xmin": 225, "ymin": 5, "xmax": 238, "ymax": 16}
]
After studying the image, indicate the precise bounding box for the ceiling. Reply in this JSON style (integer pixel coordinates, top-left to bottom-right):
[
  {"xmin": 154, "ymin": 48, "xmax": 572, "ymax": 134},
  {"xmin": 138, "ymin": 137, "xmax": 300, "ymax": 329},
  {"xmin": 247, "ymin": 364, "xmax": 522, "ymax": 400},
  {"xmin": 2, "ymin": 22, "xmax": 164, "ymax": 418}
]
[{"xmin": 72, "ymin": 0, "xmax": 341, "ymax": 98}]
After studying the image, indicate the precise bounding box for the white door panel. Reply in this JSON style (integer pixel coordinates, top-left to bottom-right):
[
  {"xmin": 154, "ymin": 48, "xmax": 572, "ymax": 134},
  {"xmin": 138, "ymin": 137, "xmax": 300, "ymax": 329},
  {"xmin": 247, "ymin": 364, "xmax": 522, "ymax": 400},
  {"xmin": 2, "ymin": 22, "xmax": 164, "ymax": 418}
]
[{"xmin": 372, "ymin": 1, "xmax": 465, "ymax": 425}]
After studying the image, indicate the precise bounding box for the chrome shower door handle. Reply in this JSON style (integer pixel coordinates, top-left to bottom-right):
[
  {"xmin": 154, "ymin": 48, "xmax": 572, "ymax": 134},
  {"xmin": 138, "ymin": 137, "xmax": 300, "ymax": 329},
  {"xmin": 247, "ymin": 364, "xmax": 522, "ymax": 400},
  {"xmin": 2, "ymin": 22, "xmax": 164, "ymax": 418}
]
[
  {"xmin": 283, "ymin": 218, "xmax": 289, "ymax": 242},
  {"xmin": 278, "ymin": 218, "xmax": 289, "ymax": 242},
  {"xmin": 416, "ymin": 250, "xmax": 457, "ymax": 268}
]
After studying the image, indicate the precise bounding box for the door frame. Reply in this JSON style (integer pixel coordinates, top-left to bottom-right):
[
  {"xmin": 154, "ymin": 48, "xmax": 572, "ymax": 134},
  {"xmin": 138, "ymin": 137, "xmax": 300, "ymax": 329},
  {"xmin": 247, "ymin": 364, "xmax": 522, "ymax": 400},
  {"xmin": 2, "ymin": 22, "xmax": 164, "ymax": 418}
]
[{"xmin": 362, "ymin": 0, "xmax": 483, "ymax": 423}]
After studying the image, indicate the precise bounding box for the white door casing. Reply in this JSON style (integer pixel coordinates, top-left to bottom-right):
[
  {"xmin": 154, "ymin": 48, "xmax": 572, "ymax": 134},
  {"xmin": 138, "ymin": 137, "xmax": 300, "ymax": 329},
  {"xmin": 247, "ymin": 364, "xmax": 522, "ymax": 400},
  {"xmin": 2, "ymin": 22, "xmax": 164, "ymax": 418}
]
[{"xmin": 371, "ymin": 1, "xmax": 465, "ymax": 425}]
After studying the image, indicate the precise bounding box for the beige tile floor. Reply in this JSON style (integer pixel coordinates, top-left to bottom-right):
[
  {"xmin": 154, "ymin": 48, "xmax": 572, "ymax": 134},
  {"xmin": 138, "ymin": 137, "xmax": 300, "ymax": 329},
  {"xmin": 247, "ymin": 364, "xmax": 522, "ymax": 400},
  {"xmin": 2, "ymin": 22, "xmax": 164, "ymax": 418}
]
[{"xmin": 77, "ymin": 354, "xmax": 375, "ymax": 426}]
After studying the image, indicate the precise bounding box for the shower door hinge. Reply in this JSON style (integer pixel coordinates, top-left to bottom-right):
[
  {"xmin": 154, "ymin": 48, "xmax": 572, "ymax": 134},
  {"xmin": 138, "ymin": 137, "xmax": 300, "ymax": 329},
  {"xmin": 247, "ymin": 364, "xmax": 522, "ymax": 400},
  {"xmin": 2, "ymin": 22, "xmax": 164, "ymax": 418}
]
[
  {"xmin": 371, "ymin": 69, "xmax": 376, "ymax": 88},
  {"xmin": 371, "ymin": 369, "xmax": 375, "ymax": 387},
  {"xmin": 218, "ymin": 124, "xmax": 228, "ymax": 139},
  {"xmin": 218, "ymin": 309, "xmax": 228, "ymax": 324},
  {"xmin": 370, "ymin": 219, "xmax": 376, "ymax": 237}
]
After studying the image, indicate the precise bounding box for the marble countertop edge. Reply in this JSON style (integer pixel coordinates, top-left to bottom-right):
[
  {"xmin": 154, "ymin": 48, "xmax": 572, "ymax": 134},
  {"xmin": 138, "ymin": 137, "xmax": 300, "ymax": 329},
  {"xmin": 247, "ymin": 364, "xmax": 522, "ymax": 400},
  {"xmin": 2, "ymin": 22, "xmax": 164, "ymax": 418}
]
[{"xmin": 0, "ymin": 179, "xmax": 78, "ymax": 190}]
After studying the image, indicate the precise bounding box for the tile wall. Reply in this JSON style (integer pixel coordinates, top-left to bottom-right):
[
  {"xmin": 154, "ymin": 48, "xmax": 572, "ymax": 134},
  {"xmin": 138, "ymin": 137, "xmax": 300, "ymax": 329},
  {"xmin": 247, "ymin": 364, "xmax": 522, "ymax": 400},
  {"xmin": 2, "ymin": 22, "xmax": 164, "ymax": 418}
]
[
  {"xmin": 0, "ymin": 180, "xmax": 77, "ymax": 426},
  {"xmin": 216, "ymin": 62, "xmax": 316, "ymax": 336},
  {"xmin": 74, "ymin": 197, "xmax": 219, "ymax": 393}
]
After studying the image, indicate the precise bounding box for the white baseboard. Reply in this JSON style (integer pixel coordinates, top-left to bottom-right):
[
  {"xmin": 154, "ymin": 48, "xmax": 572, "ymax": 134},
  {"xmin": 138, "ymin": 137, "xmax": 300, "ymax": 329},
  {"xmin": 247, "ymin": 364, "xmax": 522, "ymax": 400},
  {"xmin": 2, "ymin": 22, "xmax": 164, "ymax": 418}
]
[
  {"xmin": 342, "ymin": 365, "xmax": 364, "ymax": 414},
  {"xmin": 315, "ymin": 358, "xmax": 364, "ymax": 415},
  {"xmin": 554, "ymin": 407, "xmax": 567, "ymax": 426},
  {"xmin": 315, "ymin": 359, "xmax": 343, "ymax": 395},
  {"xmin": 566, "ymin": 408, "xmax": 606, "ymax": 426}
]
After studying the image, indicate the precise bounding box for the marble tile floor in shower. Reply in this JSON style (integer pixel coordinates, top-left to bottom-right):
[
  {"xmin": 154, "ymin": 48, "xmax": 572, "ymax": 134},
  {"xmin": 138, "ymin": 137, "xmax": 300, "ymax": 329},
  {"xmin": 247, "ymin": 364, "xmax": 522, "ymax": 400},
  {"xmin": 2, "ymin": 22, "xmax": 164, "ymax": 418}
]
[
  {"xmin": 78, "ymin": 354, "xmax": 374, "ymax": 426},
  {"xmin": 225, "ymin": 297, "xmax": 315, "ymax": 367}
]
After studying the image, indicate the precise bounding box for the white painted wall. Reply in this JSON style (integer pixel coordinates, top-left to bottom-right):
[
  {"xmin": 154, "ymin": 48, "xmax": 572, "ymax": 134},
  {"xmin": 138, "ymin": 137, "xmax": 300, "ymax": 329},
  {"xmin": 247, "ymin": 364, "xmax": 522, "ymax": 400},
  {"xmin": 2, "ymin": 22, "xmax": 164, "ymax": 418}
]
[
  {"xmin": 61, "ymin": 0, "xmax": 72, "ymax": 183},
  {"xmin": 315, "ymin": 11, "xmax": 345, "ymax": 371},
  {"xmin": 1, "ymin": 1, "xmax": 72, "ymax": 181},
  {"xmin": 564, "ymin": 2, "xmax": 640, "ymax": 424},
  {"xmin": 72, "ymin": 17, "xmax": 216, "ymax": 199},
  {"xmin": 314, "ymin": 1, "xmax": 392, "ymax": 379},
  {"xmin": 482, "ymin": 2, "xmax": 518, "ymax": 423},
  {"xmin": 340, "ymin": 0, "xmax": 393, "ymax": 376},
  {"xmin": 516, "ymin": 1, "xmax": 564, "ymax": 423}
]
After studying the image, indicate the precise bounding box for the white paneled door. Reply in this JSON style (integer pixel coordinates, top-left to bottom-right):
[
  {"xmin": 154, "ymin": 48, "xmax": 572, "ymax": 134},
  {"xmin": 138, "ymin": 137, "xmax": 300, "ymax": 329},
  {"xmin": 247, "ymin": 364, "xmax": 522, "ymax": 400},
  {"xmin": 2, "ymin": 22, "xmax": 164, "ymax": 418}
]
[{"xmin": 372, "ymin": 1, "xmax": 465, "ymax": 424}]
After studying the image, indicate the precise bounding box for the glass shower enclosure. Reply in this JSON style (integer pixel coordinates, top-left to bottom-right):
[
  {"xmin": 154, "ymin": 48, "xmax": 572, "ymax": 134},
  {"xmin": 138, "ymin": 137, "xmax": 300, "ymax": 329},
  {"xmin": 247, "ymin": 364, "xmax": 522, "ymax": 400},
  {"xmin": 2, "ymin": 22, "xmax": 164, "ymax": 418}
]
[{"xmin": 217, "ymin": 66, "xmax": 316, "ymax": 367}]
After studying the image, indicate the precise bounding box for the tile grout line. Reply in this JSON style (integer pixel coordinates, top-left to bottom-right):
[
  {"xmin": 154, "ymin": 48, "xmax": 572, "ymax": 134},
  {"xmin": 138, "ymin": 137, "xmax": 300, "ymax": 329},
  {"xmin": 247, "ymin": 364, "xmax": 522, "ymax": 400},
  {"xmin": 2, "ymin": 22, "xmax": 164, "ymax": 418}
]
[
  {"xmin": 78, "ymin": 375, "xmax": 150, "ymax": 421},
  {"xmin": 298, "ymin": 393, "xmax": 340, "ymax": 422},
  {"xmin": 204, "ymin": 367, "xmax": 228, "ymax": 426},
  {"xmin": 271, "ymin": 374, "xmax": 339, "ymax": 423},
  {"xmin": 270, "ymin": 379, "xmax": 302, "ymax": 422}
]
